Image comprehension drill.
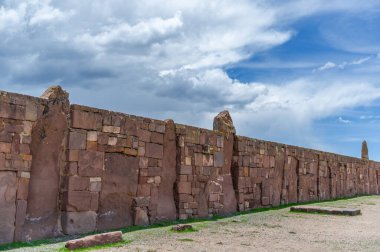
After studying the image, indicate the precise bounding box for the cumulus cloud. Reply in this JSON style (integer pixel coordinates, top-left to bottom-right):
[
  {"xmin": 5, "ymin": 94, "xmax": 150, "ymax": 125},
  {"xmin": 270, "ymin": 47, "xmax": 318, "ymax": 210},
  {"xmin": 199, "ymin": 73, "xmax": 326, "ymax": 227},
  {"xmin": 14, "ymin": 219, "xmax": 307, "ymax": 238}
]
[{"xmin": 1, "ymin": 0, "xmax": 380, "ymax": 152}]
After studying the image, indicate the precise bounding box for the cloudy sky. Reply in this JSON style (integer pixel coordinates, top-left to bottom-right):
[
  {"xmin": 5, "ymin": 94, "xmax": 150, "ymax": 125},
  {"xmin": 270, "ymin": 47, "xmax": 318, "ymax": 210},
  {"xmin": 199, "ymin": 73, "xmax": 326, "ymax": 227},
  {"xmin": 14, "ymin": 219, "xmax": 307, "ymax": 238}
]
[{"xmin": 1, "ymin": 0, "xmax": 380, "ymax": 160}]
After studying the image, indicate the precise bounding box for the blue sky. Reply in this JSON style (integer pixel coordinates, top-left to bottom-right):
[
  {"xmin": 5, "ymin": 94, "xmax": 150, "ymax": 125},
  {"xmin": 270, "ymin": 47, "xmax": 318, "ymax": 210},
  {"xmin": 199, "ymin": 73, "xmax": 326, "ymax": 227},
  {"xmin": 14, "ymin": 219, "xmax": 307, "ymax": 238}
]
[{"xmin": 1, "ymin": 0, "xmax": 380, "ymax": 160}]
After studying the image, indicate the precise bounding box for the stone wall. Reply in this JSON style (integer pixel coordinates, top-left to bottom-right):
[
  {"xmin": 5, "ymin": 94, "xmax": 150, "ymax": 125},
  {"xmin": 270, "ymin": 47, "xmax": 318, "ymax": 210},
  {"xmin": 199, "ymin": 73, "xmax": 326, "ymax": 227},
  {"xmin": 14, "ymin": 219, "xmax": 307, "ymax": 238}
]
[
  {"xmin": 1, "ymin": 86, "xmax": 379, "ymax": 244},
  {"xmin": 232, "ymin": 137, "xmax": 380, "ymax": 211}
]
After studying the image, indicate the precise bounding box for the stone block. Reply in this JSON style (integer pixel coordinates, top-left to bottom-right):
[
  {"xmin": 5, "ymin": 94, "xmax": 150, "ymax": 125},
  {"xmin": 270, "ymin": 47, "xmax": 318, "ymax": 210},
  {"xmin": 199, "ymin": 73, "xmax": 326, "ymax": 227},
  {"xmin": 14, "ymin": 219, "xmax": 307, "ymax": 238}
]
[
  {"xmin": 155, "ymin": 124, "xmax": 165, "ymax": 133},
  {"xmin": 17, "ymin": 177, "xmax": 29, "ymax": 200},
  {"xmin": 0, "ymin": 143, "xmax": 11, "ymax": 153},
  {"xmin": 89, "ymin": 177, "xmax": 101, "ymax": 192},
  {"xmin": 145, "ymin": 143, "xmax": 163, "ymax": 159},
  {"xmin": 202, "ymin": 154, "xmax": 214, "ymax": 167},
  {"xmin": 108, "ymin": 137, "xmax": 117, "ymax": 146},
  {"xmin": 0, "ymin": 153, "xmax": 5, "ymax": 170},
  {"xmin": 65, "ymin": 231, "xmax": 122, "ymax": 250},
  {"xmin": 194, "ymin": 153, "xmax": 202, "ymax": 166},
  {"xmin": 15, "ymin": 199, "xmax": 27, "ymax": 227},
  {"xmin": 137, "ymin": 129, "xmax": 151, "ymax": 142},
  {"xmin": 138, "ymin": 184, "xmax": 151, "ymax": 196},
  {"xmin": 87, "ymin": 131, "xmax": 98, "ymax": 142},
  {"xmin": 68, "ymin": 176, "xmax": 90, "ymax": 191},
  {"xmin": 0, "ymin": 171, "xmax": 17, "ymax": 244},
  {"xmin": 86, "ymin": 141, "xmax": 97, "ymax": 151},
  {"xmin": 69, "ymin": 131, "xmax": 87, "ymax": 150},
  {"xmin": 214, "ymin": 152, "xmax": 224, "ymax": 167},
  {"xmin": 68, "ymin": 150, "xmax": 79, "ymax": 162},
  {"xmin": 180, "ymin": 165, "xmax": 192, "ymax": 175},
  {"xmin": 71, "ymin": 110, "xmax": 102, "ymax": 131},
  {"xmin": 148, "ymin": 166, "xmax": 161, "ymax": 176},
  {"xmin": 0, "ymin": 132, "xmax": 12, "ymax": 143},
  {"xmin": 151, "ymin": 132, "xmax": 163, "ymax": 144},
  {"xmin": 78, "ymin": 151, "xmax": 104, "ymax": 177},
  {"xmin": 177, "ymin": 182, "xmax": 192, "ymax": 194},
  {"xmin": 139, "ymin": 157, "xmax": 149, "ymax": 169},
  {"xmin": 124, "ymin": 148, "xmax": 138, "ymax": 156},
  {"xmin": 0, "ymin": 102, "xmax": 25, "ymax": 120},
  {"xmin": 134, "ymin": 207, "xmax": 149, "ymax": 226},
  {"xmin": 64, "ymin": 191, "xmax": 99, "ymax": 212},
  {"xmin": 62, "ymin": 211, "xmax": 97, "ymax": 235},
  {"xmin": 25, "ymin": 101, "xmax": 38, "ymax": 121}
]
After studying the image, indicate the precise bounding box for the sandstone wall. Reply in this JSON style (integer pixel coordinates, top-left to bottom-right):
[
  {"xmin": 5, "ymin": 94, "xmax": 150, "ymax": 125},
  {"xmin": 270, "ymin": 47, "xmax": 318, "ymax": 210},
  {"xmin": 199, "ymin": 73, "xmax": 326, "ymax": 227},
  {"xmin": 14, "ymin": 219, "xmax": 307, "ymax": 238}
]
[
  {"xmin": 1, "ymin": 87, "xmax": 380, "ymax": 244},
  {"xmin": 233, "ymin": 137, "xmax": 380, "ymax": 211}
]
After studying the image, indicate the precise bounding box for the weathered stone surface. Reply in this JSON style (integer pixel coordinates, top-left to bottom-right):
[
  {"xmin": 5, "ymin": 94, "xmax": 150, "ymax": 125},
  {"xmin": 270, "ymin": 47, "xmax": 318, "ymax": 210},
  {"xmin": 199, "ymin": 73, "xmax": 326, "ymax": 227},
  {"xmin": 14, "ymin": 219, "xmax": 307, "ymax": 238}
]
[
  {"xmin": 0, "ymin": 171, "xmax": 17, "ymax": 244},
  {"xmin": 154, "ymin": 119, "xmax": 177, "ymax": 222},
  {"xmin": 290, "ymin": 205, "xmax": 361, "ymax": 216},
  {"xmin": 71, "ymin": 109, "xmax": 102, "ymax": 131},
  {"xmin": 362, "ymin": 140, "xmax": 369, "ymax": 160},
  {"xmin": 78, "ymin": 151, "xmax": 104, "ymax": 177},
  {"xmin": 65, "ymin": 231, "xmax": 122, "ymax": 250},
  {"xmin": 172, "ymin": 224, "xmax": 193, "ymax": 231},
  {"xmin": 97, "ymin": 153, "xmax": 138, "ymax": 231},
  {"xmin": 64, "ymin": 190, "xmax": 98, "ymax": 212},
  {"xmin": 145, "ymin": 143, "xmax": 163, "ymax": 159},
  {"xmin": 62, "ymin": 211, "xmax": 97, "ymax": 235},
  {"xmin": 20, "ymin": 86, "xmax": 69, "ymax": 241},
  {"xmin": 134, "ymin": 207, "xmax": 149, "ymax": 226},
  {"xmin": 213, "ymin": 110, "xmax": 235, "ymax": 134},
  {"xmin": 68, "ymin": 131, "xmax": 86, "ymax": 150}
]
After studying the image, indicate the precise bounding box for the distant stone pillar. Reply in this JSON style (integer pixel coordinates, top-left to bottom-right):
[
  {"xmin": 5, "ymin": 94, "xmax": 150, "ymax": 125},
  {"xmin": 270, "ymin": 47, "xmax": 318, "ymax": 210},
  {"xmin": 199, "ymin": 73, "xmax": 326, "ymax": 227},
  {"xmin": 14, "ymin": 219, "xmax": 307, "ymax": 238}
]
[
  {"xmin": 362, "ymin": 140, "xmax": 369, "ymax": 160},
  {"xmin": 213, "ymin": 110, "xmax": 236, "ymax": 134}
]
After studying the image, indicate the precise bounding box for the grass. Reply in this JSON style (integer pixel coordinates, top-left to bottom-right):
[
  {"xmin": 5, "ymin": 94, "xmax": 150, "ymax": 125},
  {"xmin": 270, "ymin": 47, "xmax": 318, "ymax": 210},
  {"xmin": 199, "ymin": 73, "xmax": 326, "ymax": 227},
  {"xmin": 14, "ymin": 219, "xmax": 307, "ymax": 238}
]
[{"xmin": 1, "ymin": 195, "xmax": 378, "ymax": 251}]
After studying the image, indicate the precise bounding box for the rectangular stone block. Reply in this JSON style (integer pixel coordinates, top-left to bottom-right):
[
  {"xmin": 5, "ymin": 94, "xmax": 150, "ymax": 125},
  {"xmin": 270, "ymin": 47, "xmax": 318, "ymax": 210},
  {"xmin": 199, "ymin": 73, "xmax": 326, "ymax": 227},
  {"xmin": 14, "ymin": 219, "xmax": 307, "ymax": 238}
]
[
  {"xmin": 150, "ymin": 132, "xmax": 163, "ymax": 144},
  {"xmin": 180, "ymin": 165, "xmax": 192, "ymax": 175},
  {"xmin": 177, "ymin": 182, "xmax": 192, "ymax": 194},
  {"xmin": 145, "ymin": 143, "xmax": 163, "ymax": 159},
  {"xmin": 62, "ymin": 211, "xmax": 97, "ymax": 235},
  {"xmin": 64, "ymin": 191, "xmax": 99, "ymax": 212},
  {"xmin": 0, "ymin": 143, "xmax": 11, "ymax": 154},
  {"xmin": 87, "ymin": 131, "xmax": 98, "ymax": 142},
  {"xmin": 71, "ymin": 109, "xmax": 102, "ymax": 131},
  {"xmin": 0, "ymin": 102, "xmax": 25, "ymax": 120},
  {"xmin": 25, "ymin": 101, "xmax": 38, "ymax": 121},
  {"xmin": 0, "ymin": 171, "xmax": 17, "ymax": 244},
  {"xmin": 69, "ymin": 131, "xmax": 87, "ymax": 150},
  {"xmin": 214, "ymin": 152, "xmax": 224, "ymax": 167},
  {"xmin": 68, "ymin": 176, "xmax": 90, "ymax": 191},
  {"xmin": 78, "ymin": 151, "xmax": 104, "ymax": 177},
  {"xmin": 17, "ymin": 177, "xmax": 29, "ymax": 200}
]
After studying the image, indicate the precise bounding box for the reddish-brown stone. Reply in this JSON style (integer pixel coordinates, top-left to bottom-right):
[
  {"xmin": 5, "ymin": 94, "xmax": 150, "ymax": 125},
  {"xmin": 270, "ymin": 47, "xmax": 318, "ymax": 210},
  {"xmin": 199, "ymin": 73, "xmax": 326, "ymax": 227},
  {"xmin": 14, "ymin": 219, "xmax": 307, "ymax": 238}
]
[
  {"xmin": 0, "ymin": 171, "xmax": 17, "ymax": 244},
  {"xmin": 145, "ymin": 143, "xmax": 163, "ymax": 159},
  {"xmin": 71, "ymin": 109, "xmax": 102, "ymax": 131},
  {"xmin": 65, "ymin": 231, "xmax": 123, "ymax": 250},
  {"xmin": 97, "ymin": 153, "xmax": 138, "ymax": 231},
  {"xmin": 20, "ymin": 86, "xmax": 69, "ymax": 242},
  {"xmin": 69, "ymin": 131, "xmax": 87, "ymax": 150},
  {"xmin": 68, "ymin": 176, "xmax": 90, "ymax": 191},
  {"xmin": 78, "ymin": 151, "xmax": 104, "ymax": 177}
]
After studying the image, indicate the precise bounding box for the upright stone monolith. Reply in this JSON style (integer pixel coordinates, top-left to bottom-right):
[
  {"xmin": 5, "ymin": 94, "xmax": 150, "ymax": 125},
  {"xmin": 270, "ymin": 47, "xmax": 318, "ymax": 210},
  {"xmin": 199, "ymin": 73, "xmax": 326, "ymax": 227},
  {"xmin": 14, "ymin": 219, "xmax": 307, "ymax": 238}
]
[
  {"xmin": 213, "ymin": 110, "xmax": 237, "ymax": 215},
  {"xmin": 362, "ymin": 140, "xmax": 369, "ymax": 160}
]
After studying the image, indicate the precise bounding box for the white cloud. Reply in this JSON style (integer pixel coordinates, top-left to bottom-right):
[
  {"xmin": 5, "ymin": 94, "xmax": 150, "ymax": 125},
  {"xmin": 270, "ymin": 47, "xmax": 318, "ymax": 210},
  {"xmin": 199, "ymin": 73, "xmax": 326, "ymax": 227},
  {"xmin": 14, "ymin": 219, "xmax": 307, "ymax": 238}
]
[
  {"xmin": 1, "ymin": 0, "xmax": 380, "ymax": 153},
  {"xmin": 338, "ymin": 117, "xmax": 351, "ymax": 124},
  {"xmin": 316, "ymin": 61, "xmax": 336, "ymax": 72},
  {"xmin": 314, "ymin": 56, "xmax": 374, "ymax": 72}
]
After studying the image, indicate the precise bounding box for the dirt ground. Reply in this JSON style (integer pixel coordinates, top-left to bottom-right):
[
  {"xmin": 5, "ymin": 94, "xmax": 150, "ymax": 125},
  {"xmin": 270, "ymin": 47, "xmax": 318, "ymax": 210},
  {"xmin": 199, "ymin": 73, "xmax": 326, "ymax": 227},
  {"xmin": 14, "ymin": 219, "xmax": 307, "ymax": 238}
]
[{"xmin": 6, "ymin": 196, "xmax": 380, "ymax": 252}]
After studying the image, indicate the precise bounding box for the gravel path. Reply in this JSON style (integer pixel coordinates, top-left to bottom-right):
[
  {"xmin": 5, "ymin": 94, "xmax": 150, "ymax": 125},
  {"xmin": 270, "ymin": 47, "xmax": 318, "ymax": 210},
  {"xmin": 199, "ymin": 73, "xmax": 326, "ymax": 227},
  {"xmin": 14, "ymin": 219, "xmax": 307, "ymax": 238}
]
[{"xmin": 6, "ymin": 196, "xmax": 380, "ymax": 252}]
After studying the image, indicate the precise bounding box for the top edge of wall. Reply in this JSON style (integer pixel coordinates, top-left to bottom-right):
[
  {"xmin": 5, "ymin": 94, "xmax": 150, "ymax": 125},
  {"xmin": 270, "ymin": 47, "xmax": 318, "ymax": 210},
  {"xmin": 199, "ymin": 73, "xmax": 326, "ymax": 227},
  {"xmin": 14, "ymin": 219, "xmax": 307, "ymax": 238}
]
[
  {"xmin": 0, "ymin": 89, "xmax": 48, "ymax": 104},
  {"xmin": 71, "ymin": 104, "xmax": 166, "ymax": 125},
  {"xmin": 235, "ymin": 134, "xmax": 377, "ymax": 163}
]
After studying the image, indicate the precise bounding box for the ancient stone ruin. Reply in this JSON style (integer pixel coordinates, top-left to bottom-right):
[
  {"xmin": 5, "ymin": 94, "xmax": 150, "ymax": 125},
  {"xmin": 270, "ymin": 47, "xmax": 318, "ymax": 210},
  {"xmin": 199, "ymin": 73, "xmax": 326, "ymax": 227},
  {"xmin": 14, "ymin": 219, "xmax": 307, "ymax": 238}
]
[{"xmin": 1, "ymin": 86, "xmax": 379, "ymax": 244}]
